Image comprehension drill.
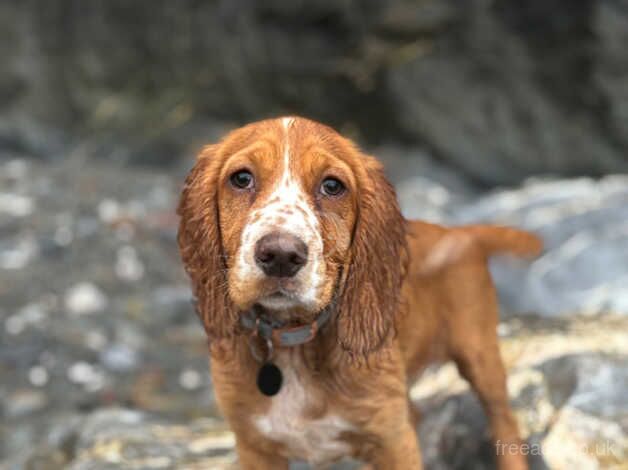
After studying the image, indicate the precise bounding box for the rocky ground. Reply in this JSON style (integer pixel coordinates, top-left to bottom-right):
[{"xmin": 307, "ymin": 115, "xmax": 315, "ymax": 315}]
[{"xmin": 1, "ymin": 149, "xmax": 627, "ymax": 469}]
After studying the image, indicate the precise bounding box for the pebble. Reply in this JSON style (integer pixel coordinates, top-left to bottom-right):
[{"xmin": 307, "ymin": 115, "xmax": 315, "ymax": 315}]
[
  {"xmin": 4, "ymin": 303, "xmax": 47, "ymax": 335},
  {"xmin": 0, "ymin": 193, "xmax": 34, "ymax": 217},
  {"xmin": 19, "ymin": 302, "xmax": 47, "ymax": 322},
  {"xmin": 179, "ymin": 369, "xmax": 203, "ymax": 391},
  {"xmin": 0, "ymin": 236, "xmax": 38, "ymax": 270},
  {"xmin": 64, "ymin": 282, "xmax": 108, "ymax": 315},
  {"xmin": 115, "ymin": 245, "xmax": 144, "ymax": 282},
  {"xmin": 5, "ymin": 390, "xmax": 48, "ymax": 418},
  {"xmin": 28, "ymin": 366, "xmax": 49, "ymax": 387},
  {"xmin": 100, "ymin": 343, "xmax": 140, "ymax": 372},
  {"xmin": 53, "ymin": 225, "xmax": 73, "ymax": 246},
  {"xmin": 5, "ymin": 314, "xmax": 26, "ymax": 335},
  {"xmin": 98, "ymin": 198, "xmax": 120, "ymax": 223},
  {"xmin": 85, "ymin": 330, "xmax": 108, "ymax": 351},
  {"xmin": 67, "ymin": 361, "xmax": 106, "ymax": 391},
  {"xmin": 497, "ymin": 323, "xmax": 512, "ymax": 337},
  {"xmin": 3, "ymin": 159, "xmax": 29, "ymax": 180}
]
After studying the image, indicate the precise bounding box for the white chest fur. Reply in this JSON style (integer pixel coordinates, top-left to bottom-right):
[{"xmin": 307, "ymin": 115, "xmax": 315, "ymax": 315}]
[{"xmin": 253, "ymin": 355, "xmax": 354, "ymax": 465}]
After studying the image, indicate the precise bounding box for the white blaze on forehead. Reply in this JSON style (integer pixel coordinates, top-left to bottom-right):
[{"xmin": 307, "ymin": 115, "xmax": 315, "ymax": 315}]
[
  {"xmin": 282, "ymin": 116, "xmax": 295, "ymax": 129},
  {"xmin": 236, "ymin": 118, "xmax": 324, "ymax": 306}
]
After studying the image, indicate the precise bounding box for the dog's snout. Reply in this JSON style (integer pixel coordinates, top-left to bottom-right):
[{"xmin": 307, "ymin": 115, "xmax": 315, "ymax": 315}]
[{"xmin": 254, "ymin": 232, "xmax": 308, "ymax": 278}]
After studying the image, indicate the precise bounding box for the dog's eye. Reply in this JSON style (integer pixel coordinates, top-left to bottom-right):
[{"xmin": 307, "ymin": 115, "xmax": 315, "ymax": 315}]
[
  {"xmin": 230, "ymin": 170, "xmax": 255, "ymax": 190},
  {"xmin": 320, "ymin": 177, "xmax": 345, "ymax": 197}
]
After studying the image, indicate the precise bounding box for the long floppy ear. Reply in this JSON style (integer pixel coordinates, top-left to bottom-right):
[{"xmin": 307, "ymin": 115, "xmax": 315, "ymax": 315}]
[
  {"xmin": 177, "ymin": 146, "xmax": 237, "ymax": 340},
  {"xmin": 337, "ymin": 158, "xmax": 407, "ymax": 357}
]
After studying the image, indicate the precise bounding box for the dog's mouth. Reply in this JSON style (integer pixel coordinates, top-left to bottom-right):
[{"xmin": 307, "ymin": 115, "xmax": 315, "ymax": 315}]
[
  {"xmin": 258, "ymin": 288, "xmax": 300, "ymax": 310},
  {"xmin": 258, "ymin": 278, "xmax": 300, "ymax": 299},
  {"xmin": 254, "ymin": 276, "xmax": 322, "ymax": 316},
  {"xmin": 268, "ymin": 290, "xmax": 290, "ymax": 299}
]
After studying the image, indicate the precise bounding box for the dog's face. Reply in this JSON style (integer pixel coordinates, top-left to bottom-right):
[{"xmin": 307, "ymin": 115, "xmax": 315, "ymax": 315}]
[
  {"xmin": 218, "ymin": 117, "xmax": 357, "ymax": 315},
  {"xmin": 178, "ymin": 117, "xmax": 406, "ymax": 355}
]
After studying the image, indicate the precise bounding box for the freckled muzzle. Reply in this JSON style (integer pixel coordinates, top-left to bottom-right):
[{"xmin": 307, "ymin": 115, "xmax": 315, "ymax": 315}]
[{"xmin": 254, "ymin": 231, "xmax": 308, "ymax": 278}]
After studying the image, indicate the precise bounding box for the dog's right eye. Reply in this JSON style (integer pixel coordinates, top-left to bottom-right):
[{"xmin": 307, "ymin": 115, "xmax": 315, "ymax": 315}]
[{"xmin": 230, "ymin": 170, "xmax": 255, "ymax": 190}]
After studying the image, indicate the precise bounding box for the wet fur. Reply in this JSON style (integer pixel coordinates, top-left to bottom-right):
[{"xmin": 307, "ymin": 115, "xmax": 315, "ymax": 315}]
[{"xmin": 177, "ymin": 117, "xmax": 541, "ymax": 469}]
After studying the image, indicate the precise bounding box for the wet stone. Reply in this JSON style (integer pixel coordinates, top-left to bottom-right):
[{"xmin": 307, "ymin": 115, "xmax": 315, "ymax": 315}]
[{"xmin": 64, "ymin": 283, "xmax": 108, "ymax": 316}]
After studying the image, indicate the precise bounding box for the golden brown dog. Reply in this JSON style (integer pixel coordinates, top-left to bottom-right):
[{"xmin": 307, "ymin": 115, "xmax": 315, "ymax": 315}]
[{"xmin": 177, "ymin": 116, "xmax": 541, "ymax": 469}]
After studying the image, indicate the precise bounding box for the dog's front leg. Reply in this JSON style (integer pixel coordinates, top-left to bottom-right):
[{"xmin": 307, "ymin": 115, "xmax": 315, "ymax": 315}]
[
  {"xmin": 235, "ymin": 438, "xmax": 289, "ymax": 470},
  {"xmin": 364, "ymin": 424, "xmax": 423, "ymax": 470}
]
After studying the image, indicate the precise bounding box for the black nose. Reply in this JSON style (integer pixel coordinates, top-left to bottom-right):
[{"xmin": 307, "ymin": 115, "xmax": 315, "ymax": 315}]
[{"xmin": 254, "ymin": 232, "xmax": 308, "ymax": 278}]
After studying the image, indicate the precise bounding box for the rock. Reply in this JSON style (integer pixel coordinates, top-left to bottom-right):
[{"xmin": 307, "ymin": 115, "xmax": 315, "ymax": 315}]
[
  {"xmin": 178, "ymin": 369, "xmax": 203, "ymax": 391},
  {"xmin": 67, "ymin": 409, "xmax": 237, "ymax": 470},
  {"xmin": 28, "ymin": 365, "xmax": 50, "ymax": 387},
  {"xmin": 3, "ymin": 389, "xmax": 48, "ymax": 418},
  {"xmin": 397, "ymin": 172, "xmax": 628, "ymax": 316},
  {"xmin": 387, "ymin": 0, "xmax": 628, "ymax": 185},
  {"xmin": 0, "ymin": 193, "xmax": 34, "ymax": 217},
  {"xmin": 1, "ymin": 146, "xmax": 626, "ymax": 468},
  {"xmin": 0, "ymin": 234, "xmax": 38, "ymax": 270},
  {"xmin": 410, "ymin": 315, "xmax": 628, "ymax": 469},
  {"xmin": 99, "ymin": 344, "xmax": 140, "ymax": 373},
  {"xmin": 4, "ymin": 302, "xmax": 47, "ymax": 336},
  {"xmin": 452, "ymin": 175, "xmax": 628, "ymax": 316},
  {"xmin": 537, "ymin": 354, "xmax": 628, "ymax": 468},
  {"xmin": 1, "ymin": 1, "xmax": 627, "ymax": 182},
  {"xmin": 66, "ymin": 362, "xmax": 107, "ymax": 392},
  {"xmin": 114, "ymin": 246, "xmax": 144, "ymax": 282},
  {"xmin": 97, "ymin": 199, "xmax": 121, "ymax": 224},
  {"xmin": 64, "ymin": 283, "xmax": 108, "ymax": 316},
  {"xmin": 6, "ymin": 316, "xmax": 626, "ymax": 469},
  {"xmin": 378, "ymin": 144, "xmax": 479, "ymax": 223}
]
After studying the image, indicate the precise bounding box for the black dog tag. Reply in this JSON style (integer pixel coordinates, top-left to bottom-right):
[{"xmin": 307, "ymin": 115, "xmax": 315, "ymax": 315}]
[{"xmin": 257, "ymin": 363, "xmax": 282, "ymax": 396}]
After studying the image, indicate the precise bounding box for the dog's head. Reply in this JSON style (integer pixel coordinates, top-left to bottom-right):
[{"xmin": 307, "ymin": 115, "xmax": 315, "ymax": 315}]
[{"xmin": 178, "ymin": 117, "xmax": 406, "ymax": 355}]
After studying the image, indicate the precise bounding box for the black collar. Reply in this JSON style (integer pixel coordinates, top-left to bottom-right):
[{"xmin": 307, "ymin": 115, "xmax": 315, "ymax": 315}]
[{"xmin": 240, "ymin": 305, "xmax": 332, "ymax": 350}]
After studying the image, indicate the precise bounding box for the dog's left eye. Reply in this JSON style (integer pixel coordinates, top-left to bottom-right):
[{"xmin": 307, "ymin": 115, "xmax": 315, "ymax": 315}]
[{"xmin": 320, "ymin": 177, "xmax": 345, "ymax": 197}]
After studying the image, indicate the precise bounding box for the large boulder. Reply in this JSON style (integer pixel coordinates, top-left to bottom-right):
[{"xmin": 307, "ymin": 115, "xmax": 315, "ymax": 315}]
[
  {"xmin": 412, "ymin": 314, "xmax": 628, "ymax": 469},
  {"xmin": 395, "ymin": 154, "xmax": 628, "ymax": 317},
  {"xmin": 453, "ymin": 175, "xmax": 628, "ymax": 316},
  {"xmin": 386, "ymin": 0, "xmax": 628, "ymax": 184}
]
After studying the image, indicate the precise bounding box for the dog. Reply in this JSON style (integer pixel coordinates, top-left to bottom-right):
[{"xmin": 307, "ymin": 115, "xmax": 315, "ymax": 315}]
[{"xmin": 177, "ymin": 116, "xmax": 541, "ymax": 469}]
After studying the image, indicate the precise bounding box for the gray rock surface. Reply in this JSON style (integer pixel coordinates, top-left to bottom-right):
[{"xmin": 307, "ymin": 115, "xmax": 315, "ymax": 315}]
[
  {"xmin": 0, "ymin": 155, "xmax": 214, "ymax": 464},
  {"xmin": 1, "ymin": 1, "xmax": 627, "ymax": 183},
  {"xmin": 455, "ymin": 176, "xmax": 628, "ymax": 316},
  {"xmin": 1, "ymin": 151, "xmax": 626, "ymax": 468},
  {"xmin": 395, "ymin": 157, "xmax": 628, "ymax": 317}
]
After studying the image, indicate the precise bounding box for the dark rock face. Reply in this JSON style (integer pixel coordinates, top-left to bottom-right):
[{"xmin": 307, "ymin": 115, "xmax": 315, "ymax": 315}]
[
  {"xmin": 1, "ymin": 0, "xmax": 627, "ymax": 182},
  {"xmin": 388, "ymin": 0, "xmax": 628, "ymax": 184}
]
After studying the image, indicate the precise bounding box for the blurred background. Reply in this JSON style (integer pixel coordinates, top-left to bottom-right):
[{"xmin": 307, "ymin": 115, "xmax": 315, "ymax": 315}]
[{"xmin": 1, "ymin": 1, "xmax": 627, "ymax": 469}]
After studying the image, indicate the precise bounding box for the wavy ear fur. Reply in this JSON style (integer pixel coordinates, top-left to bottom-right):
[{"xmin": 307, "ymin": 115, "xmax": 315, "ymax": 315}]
[
  {"xmin": 177, "ymin": 146, "xmax": 237, "ymax": 340},
  {"xmin": 337, "ymin": 158, "xmax": 407, "ymax": 357}
]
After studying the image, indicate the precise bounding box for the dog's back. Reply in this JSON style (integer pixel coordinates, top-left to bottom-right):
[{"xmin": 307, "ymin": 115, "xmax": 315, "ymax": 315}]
[{"xmin": 398, "ymin": 220, "xmax": 542, "ymax": 380}]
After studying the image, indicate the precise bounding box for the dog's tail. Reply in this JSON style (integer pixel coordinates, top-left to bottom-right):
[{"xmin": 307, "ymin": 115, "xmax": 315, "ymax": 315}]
[
  {"xmin": 413, "ymin": 222, "xmax": 543, "ymax": 276},
  {"xmin": 458, "ymin": 224, "xmax": 543, "ymax": 258}
]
